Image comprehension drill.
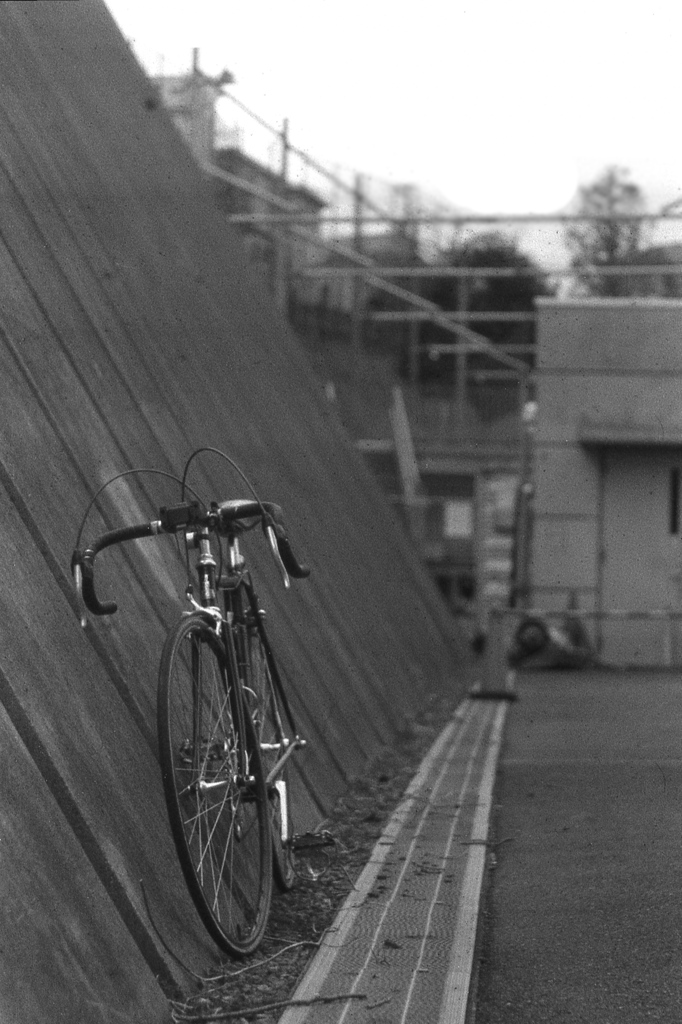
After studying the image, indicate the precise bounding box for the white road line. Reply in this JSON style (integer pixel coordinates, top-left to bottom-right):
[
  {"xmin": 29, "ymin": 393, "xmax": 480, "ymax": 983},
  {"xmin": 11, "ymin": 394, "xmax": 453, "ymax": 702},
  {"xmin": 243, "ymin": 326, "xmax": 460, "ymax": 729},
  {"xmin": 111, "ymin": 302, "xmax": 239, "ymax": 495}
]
[{"xmin": 438, "ymin": 702, "xmax": 508, "ymax": 1024}]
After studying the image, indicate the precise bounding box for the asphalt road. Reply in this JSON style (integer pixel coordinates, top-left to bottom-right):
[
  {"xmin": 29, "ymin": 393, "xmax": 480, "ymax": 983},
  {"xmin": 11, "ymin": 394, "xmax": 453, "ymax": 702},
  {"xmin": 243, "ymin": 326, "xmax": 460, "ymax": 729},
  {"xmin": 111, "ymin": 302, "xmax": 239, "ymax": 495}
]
[{"xmin": 471, "ymin": 670, "xmax": 682, "ymax": 1023}]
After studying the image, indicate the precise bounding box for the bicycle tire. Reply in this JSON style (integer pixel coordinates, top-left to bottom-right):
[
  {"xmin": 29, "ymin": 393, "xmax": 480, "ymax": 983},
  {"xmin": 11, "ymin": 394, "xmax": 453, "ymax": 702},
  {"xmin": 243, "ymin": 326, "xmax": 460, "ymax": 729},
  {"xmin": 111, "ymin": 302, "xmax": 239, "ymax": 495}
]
[
  {"xmin": 246, "ymin": 628, "xmax": 296, "ymax": 891},
  {"xmin": 157, "ymin": 614, "xmax": 272, "ymax": 956}
]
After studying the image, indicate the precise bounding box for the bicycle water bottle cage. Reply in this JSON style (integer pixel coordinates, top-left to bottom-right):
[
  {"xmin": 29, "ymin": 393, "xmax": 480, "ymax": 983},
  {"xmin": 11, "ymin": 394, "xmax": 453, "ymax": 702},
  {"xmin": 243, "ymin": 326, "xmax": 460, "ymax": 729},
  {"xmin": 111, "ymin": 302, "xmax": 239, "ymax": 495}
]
[
  {"xmin": 159, "ymin": 502, "xmax": 203, "ymax": 532},
  {"xmin": 291, "ymin": 829, "xmax": 335, "ymax": 851}
]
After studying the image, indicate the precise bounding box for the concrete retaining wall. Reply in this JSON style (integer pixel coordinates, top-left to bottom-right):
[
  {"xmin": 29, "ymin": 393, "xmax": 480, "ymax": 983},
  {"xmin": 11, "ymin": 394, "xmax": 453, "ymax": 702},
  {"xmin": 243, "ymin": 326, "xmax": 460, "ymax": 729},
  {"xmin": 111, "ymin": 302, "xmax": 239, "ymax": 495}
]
[{"xmin": 0, "ymin": 3, "xmax": 468, "ymax": 1019}]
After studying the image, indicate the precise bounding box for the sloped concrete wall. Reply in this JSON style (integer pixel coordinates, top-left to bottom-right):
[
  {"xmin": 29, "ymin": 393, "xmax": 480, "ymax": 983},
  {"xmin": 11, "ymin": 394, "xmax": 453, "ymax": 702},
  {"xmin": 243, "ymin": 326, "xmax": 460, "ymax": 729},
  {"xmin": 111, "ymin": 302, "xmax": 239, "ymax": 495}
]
[{"xmin": 0, "ymin": 2, "xmax": 468, "ymax": 1020}]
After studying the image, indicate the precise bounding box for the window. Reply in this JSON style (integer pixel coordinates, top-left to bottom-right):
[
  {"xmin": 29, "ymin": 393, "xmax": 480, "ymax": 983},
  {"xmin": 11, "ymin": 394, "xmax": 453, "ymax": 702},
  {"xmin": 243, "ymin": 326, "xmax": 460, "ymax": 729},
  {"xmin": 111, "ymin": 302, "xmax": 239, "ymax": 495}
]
[{"xmin": 444, "ymin": 499, "xmax": 474, "ymax": 539}]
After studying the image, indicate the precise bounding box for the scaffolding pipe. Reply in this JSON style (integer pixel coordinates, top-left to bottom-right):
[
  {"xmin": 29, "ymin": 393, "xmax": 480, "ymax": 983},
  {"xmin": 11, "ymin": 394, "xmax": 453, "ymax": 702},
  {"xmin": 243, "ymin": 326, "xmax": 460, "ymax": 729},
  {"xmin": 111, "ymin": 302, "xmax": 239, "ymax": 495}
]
[
  {"xmin": 389, "ymin": 386, "xmax": 421, "ymax": 503},
  {"xmin": 280, "ymin": 117, "xmax": 290, "ymax": 181},
  {"xmin": 219, "ymin": 91, "xmax": 396, "ymax": 219},
  {"xmin": 226, "ymin": 211, "xmax": 682, "ymax": 226},
  {"xmin": 371, "ymin": 310, "xmax": 537, "ymax": 323},
  {"xmin": 206, "ymin": 166, "xmax": 303, "ymax": 210},
  {"xmin": 205, "ymin": 170, "xmax": 682, "ymax": 303},
  {"xmin": 427, "ymin": 342, "xmax": 534, "ymax": 355},
  {"xmin": 299, "ymin": 263, "xmax": 682, "ymax": 279},
  {"xmin": 351, "ymin": 173, "xmax": 364, "ymax": 370},
  {"xmin": 203, "ymin": 161, "xmax": 527, "ymax": 373}
]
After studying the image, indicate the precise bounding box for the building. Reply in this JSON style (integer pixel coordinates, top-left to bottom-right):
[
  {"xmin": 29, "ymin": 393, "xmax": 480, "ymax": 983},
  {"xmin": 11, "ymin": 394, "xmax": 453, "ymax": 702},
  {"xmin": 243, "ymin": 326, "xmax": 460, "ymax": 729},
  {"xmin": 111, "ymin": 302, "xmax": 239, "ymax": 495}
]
[
  {"xmin": 530, "ymin": 297, "xmax": 682, "ymax": 663},
  {"xmin": 213, "ymin": 146, "xmax": 326, "ymax": 302},
  {"xmin": 155, "ymin": 60, "xmax": 326, "ymax": 306},
  {"xmin": 154, "ymin": 57, "xmax": 233, "ymax": 166}
]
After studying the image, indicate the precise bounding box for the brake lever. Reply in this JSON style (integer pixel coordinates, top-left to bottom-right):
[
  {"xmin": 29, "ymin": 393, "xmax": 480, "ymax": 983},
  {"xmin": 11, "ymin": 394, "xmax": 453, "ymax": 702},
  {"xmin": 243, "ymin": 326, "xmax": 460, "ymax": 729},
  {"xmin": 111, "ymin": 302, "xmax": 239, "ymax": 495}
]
[
  {"xmin": 265, "ymin": 524, "xmax": 291, "ymax": 590},
  {"xmin": 72, "ymin": 562, "xmax": 88, "ymax": 629}
]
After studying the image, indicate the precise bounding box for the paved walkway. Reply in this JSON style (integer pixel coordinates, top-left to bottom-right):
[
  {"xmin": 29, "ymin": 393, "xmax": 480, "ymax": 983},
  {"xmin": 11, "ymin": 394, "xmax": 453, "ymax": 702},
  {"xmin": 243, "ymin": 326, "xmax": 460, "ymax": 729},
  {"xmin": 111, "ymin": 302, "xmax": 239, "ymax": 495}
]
[
  {"xmin": 279, "ymin": 668, "xmax": 682, "ymax": 1024},
  {"xmin": 279, "ymin": 691, "xmax": 511, "ymax": 1024},
  {"xmin": 472, "ymin": 669, "xmax": 682, "ymax": 1023}
]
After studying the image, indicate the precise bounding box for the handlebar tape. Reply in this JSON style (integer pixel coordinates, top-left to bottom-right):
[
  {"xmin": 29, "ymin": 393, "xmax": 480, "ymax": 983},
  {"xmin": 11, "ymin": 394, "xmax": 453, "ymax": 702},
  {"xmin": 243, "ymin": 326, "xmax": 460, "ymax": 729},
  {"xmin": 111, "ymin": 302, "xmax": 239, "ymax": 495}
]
[
  {"xmin": 218, "ymin": 500, "xmax": 310, "ymax": 579},
  {"xmin": 72, "ymin": 522, "xmax": 160, "ymax": 616},
  {"xmin": 79, "ymin": 551, "xmax": 118, "ymax": 616}
]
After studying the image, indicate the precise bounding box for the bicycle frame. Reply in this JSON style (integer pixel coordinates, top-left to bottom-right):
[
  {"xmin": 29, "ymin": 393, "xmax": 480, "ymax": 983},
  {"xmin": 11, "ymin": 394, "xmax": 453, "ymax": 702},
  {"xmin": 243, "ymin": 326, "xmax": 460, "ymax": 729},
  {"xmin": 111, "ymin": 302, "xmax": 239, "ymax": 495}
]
[{"xmin": 189, "ymin": 526, "xmax": 305, "ymax": 788}]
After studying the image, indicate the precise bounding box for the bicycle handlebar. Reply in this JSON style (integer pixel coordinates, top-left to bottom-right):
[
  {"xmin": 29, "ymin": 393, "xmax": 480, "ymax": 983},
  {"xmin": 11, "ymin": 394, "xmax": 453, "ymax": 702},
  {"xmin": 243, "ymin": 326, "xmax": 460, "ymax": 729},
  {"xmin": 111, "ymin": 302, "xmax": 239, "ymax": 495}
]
[
  {"xmin": 216, "ymin": 501, "xmax": 310, "ymax": 580},
  {"xmin": 71, "ymin": 501, "xmax": 309, "ymax": 618},
  {"xmin": 72, "ymin": 522, "xmax": 164, "ymax": 616}
]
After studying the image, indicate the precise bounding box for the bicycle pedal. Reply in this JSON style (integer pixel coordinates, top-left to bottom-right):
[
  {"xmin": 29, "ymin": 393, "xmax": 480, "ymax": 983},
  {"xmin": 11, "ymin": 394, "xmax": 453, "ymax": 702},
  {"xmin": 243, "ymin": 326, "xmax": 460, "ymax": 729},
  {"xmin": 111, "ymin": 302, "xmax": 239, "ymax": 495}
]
[
  {"xmin": 290, "ymin": 829, "xmax": 336, "ymax": 851},
  {"xmin": 289, "ymin": 830, "xmax": 336, "ymax": 881}
]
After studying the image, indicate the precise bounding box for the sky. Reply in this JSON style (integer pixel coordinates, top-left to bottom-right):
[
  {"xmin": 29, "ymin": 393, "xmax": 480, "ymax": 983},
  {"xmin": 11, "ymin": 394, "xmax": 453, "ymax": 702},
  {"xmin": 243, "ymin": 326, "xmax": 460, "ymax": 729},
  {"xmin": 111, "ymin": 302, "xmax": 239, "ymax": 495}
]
[{"xmin": 104, "ymin": 0, "xmax": 682, "ymax": 241}]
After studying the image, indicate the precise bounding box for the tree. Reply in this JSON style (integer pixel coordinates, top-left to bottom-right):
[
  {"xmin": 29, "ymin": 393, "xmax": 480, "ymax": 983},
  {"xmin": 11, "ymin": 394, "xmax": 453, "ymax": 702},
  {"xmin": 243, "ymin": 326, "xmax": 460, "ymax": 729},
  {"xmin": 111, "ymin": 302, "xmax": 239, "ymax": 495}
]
[
  {"xmin": 564, "ymin": 166, "xmax": 649, "ymax": 296},
  {"xmin": 407, "ymin": 232, "xmax": 552, "ymax": 385},
  {"xmin": 428, "ymin": 231, "xmax": 552, "ymax": 345}
]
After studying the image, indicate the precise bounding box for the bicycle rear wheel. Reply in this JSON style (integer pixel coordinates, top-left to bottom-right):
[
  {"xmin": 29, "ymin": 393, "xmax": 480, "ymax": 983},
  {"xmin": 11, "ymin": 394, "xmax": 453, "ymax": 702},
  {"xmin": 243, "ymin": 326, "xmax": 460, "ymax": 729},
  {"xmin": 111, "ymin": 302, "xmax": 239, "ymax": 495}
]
[
  {"xmin": 158, "ymin": 614, "xmax": 272, "ymax": 956},
  {"xmin": 247, "ymin": 629, "xmax": 296, "ymax": 891}
]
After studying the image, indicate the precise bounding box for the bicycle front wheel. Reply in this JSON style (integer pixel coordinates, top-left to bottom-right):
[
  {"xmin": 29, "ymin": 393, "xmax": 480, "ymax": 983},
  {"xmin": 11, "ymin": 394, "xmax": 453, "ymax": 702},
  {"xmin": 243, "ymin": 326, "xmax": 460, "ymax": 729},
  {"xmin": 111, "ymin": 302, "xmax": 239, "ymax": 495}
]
[{"xmin": 158, "ymin": 614, "xmax": 272, "ymax": 956}]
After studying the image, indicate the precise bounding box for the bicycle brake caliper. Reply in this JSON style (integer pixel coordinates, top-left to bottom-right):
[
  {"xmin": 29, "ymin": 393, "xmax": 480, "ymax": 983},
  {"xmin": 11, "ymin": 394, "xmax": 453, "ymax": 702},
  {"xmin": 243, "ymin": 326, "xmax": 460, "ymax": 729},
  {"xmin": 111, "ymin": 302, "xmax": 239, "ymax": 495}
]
[{"xmin": 184, "ymin": 587, "xmax": 222, "ymax": 629}]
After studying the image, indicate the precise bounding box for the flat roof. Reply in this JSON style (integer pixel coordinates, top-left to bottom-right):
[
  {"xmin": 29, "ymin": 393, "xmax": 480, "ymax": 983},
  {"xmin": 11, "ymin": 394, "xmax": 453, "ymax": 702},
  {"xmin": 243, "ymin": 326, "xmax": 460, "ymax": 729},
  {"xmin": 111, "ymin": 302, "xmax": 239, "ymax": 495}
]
[{"xmin": 579, "ymin": 418, "xmax": 682, "ymax": 448}]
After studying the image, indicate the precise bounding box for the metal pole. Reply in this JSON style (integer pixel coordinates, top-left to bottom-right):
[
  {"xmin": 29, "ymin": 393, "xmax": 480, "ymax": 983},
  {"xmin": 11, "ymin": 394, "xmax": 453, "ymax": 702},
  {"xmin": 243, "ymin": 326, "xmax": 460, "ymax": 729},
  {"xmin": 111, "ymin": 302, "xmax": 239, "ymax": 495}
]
[
  {"xmin": 206, "ymin": 161, "xmax": 526, "ymax": 371},
  {"xmin": 189, "ymin": 49, "xmax": 202, "ymax": 161},
  {"xmin": 226, "ymin": 211, "xmax": 682, "ymax": 226},
  {"xmin": 296, "ymin": 262, "xmax": 682, "ymax": 280},
  {"xmin": 351, "ymin": 173, "xmax": 364, "ymax": 374},
  {"xmin": 515, "ymin": 375, "xmax": 533, "ymax": 609},
  {"xmin": 274, "ymin": 119, "xmax": 291, "ymax": 312},
  {"xmin": 408, "ymin": 306, "xmax": 420, "ymax": 385},
  {"xmin": 455, "ymin": 278, "xmax": 468, "ymax": 434},
  {"xmin": 280, "ymin": 118, "xmax": 290, "ymax": 182}
]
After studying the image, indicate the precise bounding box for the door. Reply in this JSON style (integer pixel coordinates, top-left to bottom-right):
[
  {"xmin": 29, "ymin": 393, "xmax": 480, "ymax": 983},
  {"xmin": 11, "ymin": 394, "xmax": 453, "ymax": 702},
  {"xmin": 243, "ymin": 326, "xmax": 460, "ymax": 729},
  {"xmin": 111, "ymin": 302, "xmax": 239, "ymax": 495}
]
[{"xmin": 601, "ymin": 450, "xmax": 682, "ymax": 664}]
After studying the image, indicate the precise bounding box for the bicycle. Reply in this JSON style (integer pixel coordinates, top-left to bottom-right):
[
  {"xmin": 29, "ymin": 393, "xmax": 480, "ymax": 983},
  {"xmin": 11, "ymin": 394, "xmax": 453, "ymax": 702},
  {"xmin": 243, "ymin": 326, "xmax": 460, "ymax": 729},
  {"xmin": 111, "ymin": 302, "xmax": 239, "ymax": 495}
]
[{"xmin": 71, "ymin": 449, "xmax": 319, "ymax": 957}]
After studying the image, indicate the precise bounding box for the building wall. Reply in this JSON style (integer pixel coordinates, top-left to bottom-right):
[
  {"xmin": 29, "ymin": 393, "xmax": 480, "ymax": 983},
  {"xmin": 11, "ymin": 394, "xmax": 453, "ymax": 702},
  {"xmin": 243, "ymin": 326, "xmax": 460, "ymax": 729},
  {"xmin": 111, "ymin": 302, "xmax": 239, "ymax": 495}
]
[
  {"xmin": 532, "ymin": 298, "xmax": 682, "ymax": 660},
  {"xmin": 155, "ymin": 73, "xmax": 219, "ymax": 165}
]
